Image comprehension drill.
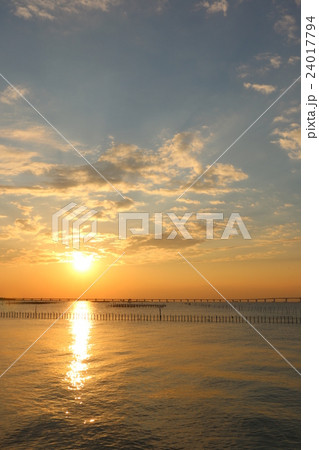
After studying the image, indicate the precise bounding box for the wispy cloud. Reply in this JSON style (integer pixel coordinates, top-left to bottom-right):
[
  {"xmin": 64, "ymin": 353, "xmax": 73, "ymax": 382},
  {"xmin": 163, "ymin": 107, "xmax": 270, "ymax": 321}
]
[
  {"xmin": 0, "ymin": 144, "xmax": 52, "ymax": 176},
  {"xmin": 243, "ymin": 82, "xmax": 276, "ymax": 95},
  {"xmin": 0, "ymin": 123, "xmax": 249, "ymax": 199},
  {"xmin": 238, "ymin": 53, "xmax": 300, "ymax": 80},
  {"xmin": 0, "ymin": 125, "xmax": 80, "ymax": 152},
  {"xmin": 11, "ymin": 0, "xmax": 167, "ymax": 21},
  {"xmin": 190, "ymin": 163, "xmax": 248, "ymax": 193},
  {"xmin": 12, "ymin": 0, "xmax": 121, "ymax": 21},
  {"xmin": 198, "ymin": 0, "xmax": 228, "ymax": 16},
  {"xmin": 255, "ymin": 53, "xmax": 282, "ymax": 70},
  {"xmin": 288, "ymin": 56, "xmax": 300, "ymax": 65},
  {"xmin": 0, "ymin": 85, "xmax": 29, "ymax": 104},
  {"xmin": 271, "ymin": 124, "xmax": 300, "ymax": 160},
  {"xmin": 273, "ymin": 105, "xmax": 300, "ymax": 123},
  {"xmin": 274, "ymin": 14, "xmax": 299, "ymax": 43}
]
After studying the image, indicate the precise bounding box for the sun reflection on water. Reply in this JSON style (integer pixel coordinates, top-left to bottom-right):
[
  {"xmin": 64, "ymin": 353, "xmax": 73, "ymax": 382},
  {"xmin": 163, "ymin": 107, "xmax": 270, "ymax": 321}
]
[{"xmin": 65, "ymin": 302, "xmax": 91, "ymax": 391}]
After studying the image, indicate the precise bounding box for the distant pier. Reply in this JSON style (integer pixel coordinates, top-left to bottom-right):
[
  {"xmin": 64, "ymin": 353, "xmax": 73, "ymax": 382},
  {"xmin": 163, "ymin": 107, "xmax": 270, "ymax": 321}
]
[{"xmin": 0, "ymin": 297, "xmax": 301, "ymax": 304}]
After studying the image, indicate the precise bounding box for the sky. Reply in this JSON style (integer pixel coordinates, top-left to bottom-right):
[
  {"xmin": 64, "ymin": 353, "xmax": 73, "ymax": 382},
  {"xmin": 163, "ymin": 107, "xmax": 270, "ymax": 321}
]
[{"xmin": 0, "ymin": 0, "xmax": 301, "ymax": 299}]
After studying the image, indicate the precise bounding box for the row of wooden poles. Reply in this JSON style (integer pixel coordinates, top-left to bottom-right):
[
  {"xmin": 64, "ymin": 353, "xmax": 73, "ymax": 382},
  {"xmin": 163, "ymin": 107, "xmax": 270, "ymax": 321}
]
[
  {"xmin": 0, "ymin": 311, "xmax": 301, "ymax": 324},
  {"xmin": 1, "ymin": 298, "xmax": 301, "ymax": 303}
]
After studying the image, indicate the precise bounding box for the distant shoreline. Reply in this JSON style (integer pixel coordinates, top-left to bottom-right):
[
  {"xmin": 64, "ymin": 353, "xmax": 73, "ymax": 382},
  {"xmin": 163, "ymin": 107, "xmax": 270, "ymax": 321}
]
[{"xmin": 0, "ymin": 297, "xmax": 301, "ymax": 304}]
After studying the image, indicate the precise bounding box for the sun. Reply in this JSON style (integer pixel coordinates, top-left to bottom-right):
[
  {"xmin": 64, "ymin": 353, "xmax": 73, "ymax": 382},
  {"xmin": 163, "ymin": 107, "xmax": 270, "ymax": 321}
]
[{"xmin": 72, "ymin": 252, "xmax": 93, "ymax": 272}]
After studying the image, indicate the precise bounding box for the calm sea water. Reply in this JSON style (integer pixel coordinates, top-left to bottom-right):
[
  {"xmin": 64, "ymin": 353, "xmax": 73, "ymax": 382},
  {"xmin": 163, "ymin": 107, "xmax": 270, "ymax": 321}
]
[{"xmin": 0, "ymin": 302, "xmax": 300, "ymax": 449}]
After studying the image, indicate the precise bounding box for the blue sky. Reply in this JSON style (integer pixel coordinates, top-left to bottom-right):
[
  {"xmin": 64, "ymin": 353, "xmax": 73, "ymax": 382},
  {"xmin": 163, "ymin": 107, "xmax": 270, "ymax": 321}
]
[{"xmin": 0, "ymin": 0, "xmax": 301, "ymax": 297}]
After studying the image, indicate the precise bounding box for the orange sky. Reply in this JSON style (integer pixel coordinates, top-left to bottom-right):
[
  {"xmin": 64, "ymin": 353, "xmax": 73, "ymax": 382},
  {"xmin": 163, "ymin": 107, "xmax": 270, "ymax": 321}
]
[{"xmin": 0, "ymin": 252, "xmax": 300, "ymax": 299}]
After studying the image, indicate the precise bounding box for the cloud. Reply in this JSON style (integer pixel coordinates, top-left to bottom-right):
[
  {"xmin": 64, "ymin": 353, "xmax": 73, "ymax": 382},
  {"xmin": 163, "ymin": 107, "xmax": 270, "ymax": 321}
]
[
  {"xmin": 99, "ymin": 143, "xmax": 157, "ymax": 173},
  {"xmin": 271, "ymin": 124, "xmax": 300, "ymax": 159},
  {"xmin": 99, "ymin": 131, "xmax": 248, "ymax": 197},
  {"xmin": 198, "ymin": 0, "xmax": 228, "ymax": 16},
  {"xmin": 274, "ymin": 15, "xmax": 299, "ymax": 42},
  {"xmin": 15, "ymin": 217, "xmax": 39, "ymax": 232},
  {"xmin": 272, "ymin": 116, "xmax": 288, "ymax": 123},
  {"xmin": 0, "ymin": 120, "xmax": 249, "ymax": 211},
  {"xmin": 236, "ymin": 64, "xmax": 250, "ymax": 79},
  {"xmin": 243, "ymin": 82, "xmax": 276, "ymax": 95},
  {"xmin": 271, "ymin": 105, "xmax": 300, "ymax": 158},
  {"xmin": 176, "ymin": 198, "xmax": 200, "ymax": 205},
  {"xmin": 268, "ymin": 56, "xmax": 282, "ymax": 69},
  {"xmin": 12, "ymin": 0, "xmax": 121, "ymax": 21},
  {"xmin": 0, "ymin": 212, "xmax": 44, "ymax": 241},
  {"xmin": 124, "ymin": 234, "xmax": 204, "ymax": 255},
  {"xmin": 155, "ymin": 0, "xmax": 169, "ymax": 13},
  {"xmin": 238, "ymin": 52, "xmax": 297, "ymax": 80},
  {"xmin": 158, "ymin": 131, "xmax": 205, "ymax": 175},
  {"xmin": 0, "ymin": 127, "xmax": 248, "ymax": 200},
  {"xmin": 11, "ymin": 202, "xmax": 34, "ymax": 216},
  {"xmin": 288, "ymin": 56, "xmax": 300, "ymax": 65},
  {"xmin": 209, "ymin": 200, "xmax": 225, "ymax": 205},
  {"xmin": 255, "ymin": 53, "xmax": 282, "ymax": 69},
  {"xmin": 0, "ymin": 85, "xmax": 29, "ymax": 104},
  {"xmin": 273, "ymin": 105, "xmax": 300, "ymax": 123},
  {"xmin": 190, "ymin": 163, "xmax": 248, "ymax": 194},
  {"xmin": 98, "ymin": 130, "xmax": 208, "ymax": 188},
  {"xmin": 0, "ymin": 144, "xmax": 52, "ymax": 176},
  {"xmin": 0, "ymin": 125, "xmax": 77, "ymax": 152}
]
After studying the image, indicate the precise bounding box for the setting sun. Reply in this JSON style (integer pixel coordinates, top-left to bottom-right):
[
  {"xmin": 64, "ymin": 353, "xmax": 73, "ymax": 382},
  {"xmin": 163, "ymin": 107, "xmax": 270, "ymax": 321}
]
[{"xmin": 72, "ymin": 252, "xmax": 93, "ymax": 272}]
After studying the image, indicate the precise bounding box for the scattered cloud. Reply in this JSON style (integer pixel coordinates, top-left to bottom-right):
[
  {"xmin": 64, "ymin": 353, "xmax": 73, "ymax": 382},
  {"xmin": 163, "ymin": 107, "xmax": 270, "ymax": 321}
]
[
  {"xmin": 273, "ymin": 106, "xmax": 300, "ymax": 123},
  {"xmin": 238, "ymin": 53, "xmax": 299, "ymax": 80},
  {"xmin": 288, "ymin": 56, "xmax": 300, "ymax": 65},
  {"xmin": 11, "ymin": 202, "xmax": 34, "ymax": 216},
  {"xmin": 271, "ymin": 104, "xmax": 300, "ymax": 159},
  {"xmin": 198, "ymin": 0, "xmax": 228, "ymax": 16},
  {"xmin": 12, "ymin": 0, "xmax": 121, "ymax": 21},
  {"xmin": 243, "ymin": 82, "xmax": 276, "ymax": 95},
  {"xmin": 155, "ymin": 0, "xmax": 169, "ymax": 13},
  {"xmin": 271, "ymin": 124, "xmax": 300, "ymax": 159},
  {"xmin": 274, "ymin": 14, "xmax": 299, "ymax": 43},
  {"xmin": 209, "ymin": 200, "xmax": 225, "ymax": 205},
  {"xmin": 176, "ymin": 198, "xmax": 200, "ymax": 205},
  {"xmin": 0, "ymin": 125, "xmax": 77, "ymax": 152},
  {"xmin": 255, "ymin": 53, "xmax": 282, "ymax": 69},
  {"xmin": 0, "ymin": 144, "xmax": 52, "ymax": 176},
  {"xmin": 0, "ymin": 126, "xmax": 248, "ymax": 199},
  {"xmin": 0, "ymin": 210, "xmax": 44, "ymax": 241},
  {"xmin": 0, "ymin": 85, "xmax": 29, "ymax": 104},
  {"xmin": 11, "ymin": 0, "xmax": 168, "ymax": 21},
  {"xmin": 186, "ymin": 164, "xmax": 248, "ymax": 195}
]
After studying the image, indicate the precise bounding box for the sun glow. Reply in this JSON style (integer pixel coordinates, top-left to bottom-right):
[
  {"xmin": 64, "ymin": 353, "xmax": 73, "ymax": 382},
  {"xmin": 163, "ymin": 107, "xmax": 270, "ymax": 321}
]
[{"xmin": 72, "ymin": 252, "xmax": 93, "ymax": 272}]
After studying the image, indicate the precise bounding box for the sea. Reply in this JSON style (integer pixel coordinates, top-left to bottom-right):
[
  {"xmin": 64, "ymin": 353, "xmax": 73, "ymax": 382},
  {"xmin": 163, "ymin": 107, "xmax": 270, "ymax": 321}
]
[{"xmin": 0, "ymin": 300, "xmax": 301, "ymax": 449}]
